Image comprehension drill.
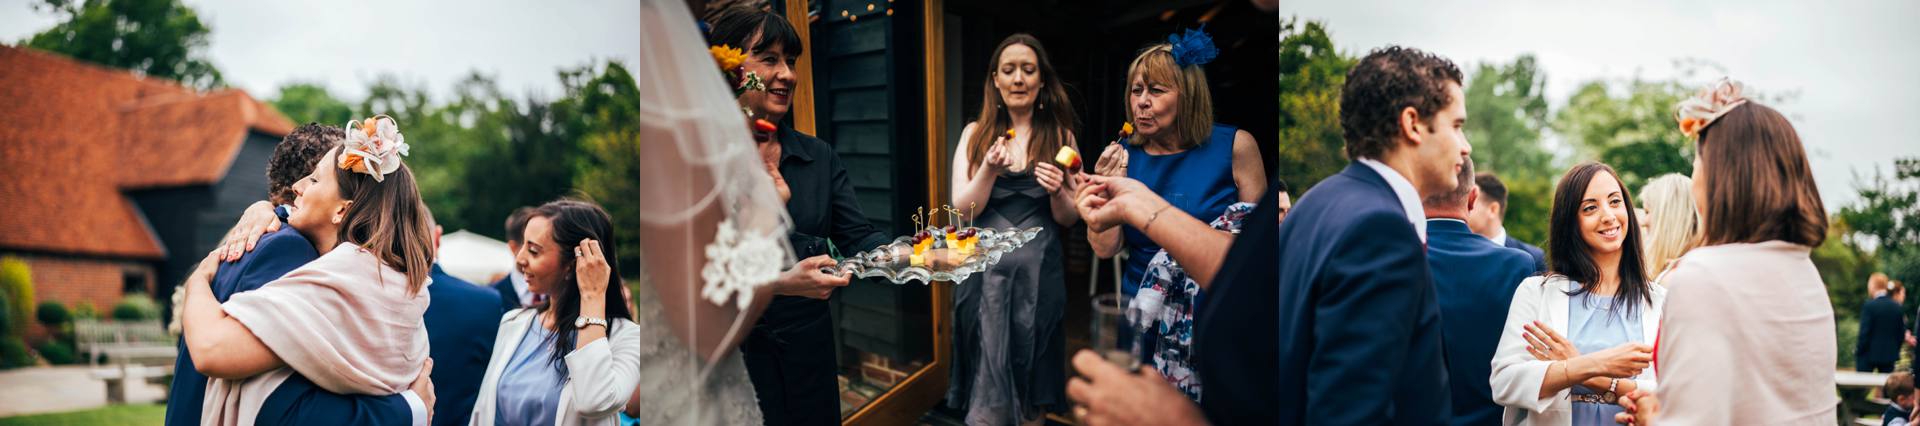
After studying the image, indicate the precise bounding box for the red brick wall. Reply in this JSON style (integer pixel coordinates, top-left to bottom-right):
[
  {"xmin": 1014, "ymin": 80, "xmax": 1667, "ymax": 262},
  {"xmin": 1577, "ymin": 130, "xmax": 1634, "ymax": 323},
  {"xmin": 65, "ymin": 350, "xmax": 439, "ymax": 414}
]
[{"xmin": 3, "ymin": 253, "xmax": 154, "ymax": 341}]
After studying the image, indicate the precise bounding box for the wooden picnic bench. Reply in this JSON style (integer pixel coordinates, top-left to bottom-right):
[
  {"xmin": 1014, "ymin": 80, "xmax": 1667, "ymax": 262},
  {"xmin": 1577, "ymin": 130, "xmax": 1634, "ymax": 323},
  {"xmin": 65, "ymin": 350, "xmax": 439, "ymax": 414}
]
[
  {"xmin": 1839, "ymin": 370, "xmax": 1894, "ymax": 426},
  {"xmin": 73, "ymin": 319, "xmax": 177, "ymax": 403}
]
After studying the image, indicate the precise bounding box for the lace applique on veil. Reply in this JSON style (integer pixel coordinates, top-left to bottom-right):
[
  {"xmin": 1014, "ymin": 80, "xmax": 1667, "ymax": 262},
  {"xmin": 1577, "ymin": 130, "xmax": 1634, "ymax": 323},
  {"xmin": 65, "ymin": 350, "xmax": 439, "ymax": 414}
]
[{"xmin": 701, "ymin": 218, "xmax": 785, "ymax": 310}]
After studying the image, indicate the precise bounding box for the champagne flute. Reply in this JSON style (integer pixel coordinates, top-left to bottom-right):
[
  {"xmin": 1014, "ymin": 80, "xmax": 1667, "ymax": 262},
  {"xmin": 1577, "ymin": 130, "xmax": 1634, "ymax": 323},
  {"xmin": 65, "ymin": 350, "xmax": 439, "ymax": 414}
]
[{"xmin": 1090, "ymin": 293, "xmax": 1143, "ymax": 370}]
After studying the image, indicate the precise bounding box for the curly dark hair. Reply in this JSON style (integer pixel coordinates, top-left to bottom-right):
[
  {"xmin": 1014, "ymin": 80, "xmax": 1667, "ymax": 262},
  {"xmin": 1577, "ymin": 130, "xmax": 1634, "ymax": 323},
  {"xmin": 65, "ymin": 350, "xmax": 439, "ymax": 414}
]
[
  {"xmin": 1339, "ymin": 46, "xmax": 1463, "ymax": 161},
  {"xmin": 266, "ymin": 123, "xmax": 344, "ymax": 205}
]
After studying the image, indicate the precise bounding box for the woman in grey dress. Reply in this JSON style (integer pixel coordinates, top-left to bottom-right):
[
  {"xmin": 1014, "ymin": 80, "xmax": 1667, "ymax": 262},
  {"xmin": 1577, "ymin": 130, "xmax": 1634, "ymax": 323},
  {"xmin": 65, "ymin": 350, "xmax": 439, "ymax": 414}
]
[{"xmin": 946, "ymin": 33, "xmax": 1081, "ymax": 426}]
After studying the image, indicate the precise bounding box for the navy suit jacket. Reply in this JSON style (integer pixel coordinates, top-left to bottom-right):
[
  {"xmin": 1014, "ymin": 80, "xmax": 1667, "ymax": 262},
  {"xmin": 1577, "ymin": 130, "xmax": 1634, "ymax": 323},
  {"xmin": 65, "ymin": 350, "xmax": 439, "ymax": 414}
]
[
  {"xmin": 424, "ymin": 264, "xmax": 505, "ymax": 426},
  {"xmin": 1426, "ymin": 219, "xmax": 1536, "ymax": 426},
  {"xmin": 1502, "ymin": 237, "xmax": 1547, "ymax": 274},
  {"xmin": 1857, "ymin": 295, "xmax": 1906, "ymax": 366},
  {"xmin": 165, "ymin": 226, "xmax": 414, "ymax": 426},
  {"xmin": 490, "ymin": 276, "xmax": 522, "ymax": 311},
  {"xmin": 1197, "ymin": 163, "xmax": 1450, "ymax": 425}
]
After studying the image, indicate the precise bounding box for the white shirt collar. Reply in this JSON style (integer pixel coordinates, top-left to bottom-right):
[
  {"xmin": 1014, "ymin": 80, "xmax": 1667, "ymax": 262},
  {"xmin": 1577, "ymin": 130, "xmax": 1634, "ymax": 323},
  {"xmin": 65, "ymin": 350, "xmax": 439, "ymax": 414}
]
[
  {"xmin": 1428, "ymin": 218, "xmax": 1467, "ymax": 226},
  {"xmin": 1356, "ymin": 158, "xmax": 1427, "ymax": 243},
  {"xmin": 1489, "ymin": 226, "xmax": 1509, "ymax": 246},
  {"xmin": 510, "ymin": 269, "xmax": 533, "ymax": 306}
]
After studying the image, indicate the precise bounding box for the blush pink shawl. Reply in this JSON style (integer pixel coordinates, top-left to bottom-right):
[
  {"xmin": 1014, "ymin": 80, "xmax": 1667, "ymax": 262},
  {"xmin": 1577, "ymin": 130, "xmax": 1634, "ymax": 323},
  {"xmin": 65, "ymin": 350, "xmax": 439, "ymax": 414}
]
[{"xmin": 202, "ymin": 242, "xmax": 432, "ymax": 426}]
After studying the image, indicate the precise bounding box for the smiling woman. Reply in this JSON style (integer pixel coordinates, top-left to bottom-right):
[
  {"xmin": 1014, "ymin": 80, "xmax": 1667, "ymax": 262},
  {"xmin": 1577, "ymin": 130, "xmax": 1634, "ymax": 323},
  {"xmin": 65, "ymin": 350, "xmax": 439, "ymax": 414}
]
[{"xmin": 1487, "ymin": 161, "xmax": 1665, "ymax": 426}]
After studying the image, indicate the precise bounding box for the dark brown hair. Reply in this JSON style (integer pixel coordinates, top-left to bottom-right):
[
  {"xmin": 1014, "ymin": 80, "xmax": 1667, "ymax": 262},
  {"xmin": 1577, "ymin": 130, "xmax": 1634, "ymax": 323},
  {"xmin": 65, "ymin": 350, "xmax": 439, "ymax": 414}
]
[
  {"xmin": 1548, "ymin": 162, "xmax": 1652, "ymax": 315},
  {"xmin": 1887, "ymin": 372, "xmax": 1915, "ymax": 400},
  {"xmin": 505, "ymin": 206, "xmax": 536, "ymax": 244},
  {"xmin": 332, "ymin": 145, "xmax": 436, "ymax": 296},
  {"xmin": 706, "ymin": 6, "xmax": 802, "ymax": 60},
  {"xmin": 965, "ymin": 33, "xmax": 1077, "ymax": 175},
  {"xmin": 267, "ymin": 123, "xmax": 343, "ymax": 205},
  {"xmin": 529, "ymin": 199, "xmax": 635, "ymax": 368},
  {"xmin": 1339, "ymin": 46, "xmax": 1462, "ymax": 161},
  {"xmin": 1474, "ymin": 172, "xmax": 1509, "ymax": 210},
  {"xmin": 1694, "ymin": 102, "xmax": 1827, "ymax": 247}
]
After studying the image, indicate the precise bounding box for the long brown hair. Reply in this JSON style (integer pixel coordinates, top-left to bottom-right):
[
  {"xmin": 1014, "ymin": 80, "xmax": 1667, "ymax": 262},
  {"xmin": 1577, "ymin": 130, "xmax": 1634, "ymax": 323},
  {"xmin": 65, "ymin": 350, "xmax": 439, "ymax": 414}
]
[
  {"xmin": 332, "ymin": 145, "xmax": 436, "ymax": 296},
  {"xmin": 1547, "ymin": 162, "xmax": 1653, "ymax": 315},
  {"xmin": 1694, "ymin": 102, "xmax": 1827, "ymax": 247},
  {"xmin": 965, "ymin": 33, "xmax": 1076, "ymax": 175}
]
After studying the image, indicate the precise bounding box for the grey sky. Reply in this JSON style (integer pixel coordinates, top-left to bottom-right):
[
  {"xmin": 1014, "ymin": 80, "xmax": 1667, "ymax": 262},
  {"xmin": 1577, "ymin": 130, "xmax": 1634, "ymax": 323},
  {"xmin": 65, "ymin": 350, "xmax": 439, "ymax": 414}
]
[
  {"xmin": 2, "ymin": 0, "xmax": 637, "ymax": 104},
  {"xmin": 1279, "ymin": 0, "xmax": 1920, "ymax": 209}
]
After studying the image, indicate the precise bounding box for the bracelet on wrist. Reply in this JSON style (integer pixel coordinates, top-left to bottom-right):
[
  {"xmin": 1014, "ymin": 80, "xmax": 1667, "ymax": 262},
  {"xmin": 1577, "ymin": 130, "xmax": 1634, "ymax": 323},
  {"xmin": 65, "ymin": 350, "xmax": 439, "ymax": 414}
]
[{"xmin": 1142, "ymin": 204, "xmax": 1174, "ymax": 232}]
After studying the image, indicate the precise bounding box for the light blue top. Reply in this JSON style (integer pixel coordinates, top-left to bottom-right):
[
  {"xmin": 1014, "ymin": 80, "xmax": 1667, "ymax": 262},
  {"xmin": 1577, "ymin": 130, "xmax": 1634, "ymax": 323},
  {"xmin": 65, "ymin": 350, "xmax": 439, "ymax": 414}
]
[
  {"xmin": 1568, "ymin": 292, "xmax": 1643, "ymax": 426},
  {"xmin": 495, "ymin": 319, "xmax": 566, "ymax": 426}
]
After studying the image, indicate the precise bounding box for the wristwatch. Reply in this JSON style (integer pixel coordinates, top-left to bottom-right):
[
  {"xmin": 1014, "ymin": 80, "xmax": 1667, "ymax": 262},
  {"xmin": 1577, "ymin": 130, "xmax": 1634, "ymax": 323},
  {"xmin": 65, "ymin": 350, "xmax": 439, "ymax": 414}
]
[{"xmin": 575, "ymin": 315, "xmax": 609, "ymax": 330}]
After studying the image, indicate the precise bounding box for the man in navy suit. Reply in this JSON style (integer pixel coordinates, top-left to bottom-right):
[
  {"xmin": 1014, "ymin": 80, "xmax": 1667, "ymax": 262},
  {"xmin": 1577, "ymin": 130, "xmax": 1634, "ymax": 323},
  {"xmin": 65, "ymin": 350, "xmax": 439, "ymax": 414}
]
[
  {"xmin": 1858, "ymin": 278, "xmax": 1906, "ymax": 373},
  {"xmin": 1066, "ymin": 46, "xmax": 1471, "ymax": 425},
  {"xmin": 422, "ymin": 221, "xmax": 507, "ymax": 426},
  {"xmin": 1425, "ymin": 159, "xmax": 1535, "ymax": 426},
  {"xmin": 1467, "ymin": 173, "xmax": 1547, "ymax": 273},
  {"xmin": 490, "ymin": 207, "xmax": 536, "ymax": 310},
  {"xmin": 168, "ymin": 124, "xmax": 424, "ymax": 426}
]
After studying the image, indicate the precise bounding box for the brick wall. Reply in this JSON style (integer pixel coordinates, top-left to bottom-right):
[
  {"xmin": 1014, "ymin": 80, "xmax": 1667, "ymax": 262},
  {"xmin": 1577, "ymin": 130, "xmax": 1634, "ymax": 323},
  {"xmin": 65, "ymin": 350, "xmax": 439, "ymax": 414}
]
[{"xmin": 3, "ymin": 252, "xmax": 154, "ymax": 341}]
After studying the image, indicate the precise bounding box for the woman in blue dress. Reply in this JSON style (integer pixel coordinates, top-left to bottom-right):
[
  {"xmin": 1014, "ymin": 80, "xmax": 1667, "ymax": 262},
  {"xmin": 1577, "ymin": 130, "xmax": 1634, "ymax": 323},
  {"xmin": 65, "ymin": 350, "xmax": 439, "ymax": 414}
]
[
  {"xmin": 1084, "ymin": 29, "xmax": 1266, "ymax": 403},
  {"xmin": 1490, "ymin": 162, "xmax": 1666, "ymax": 425}
]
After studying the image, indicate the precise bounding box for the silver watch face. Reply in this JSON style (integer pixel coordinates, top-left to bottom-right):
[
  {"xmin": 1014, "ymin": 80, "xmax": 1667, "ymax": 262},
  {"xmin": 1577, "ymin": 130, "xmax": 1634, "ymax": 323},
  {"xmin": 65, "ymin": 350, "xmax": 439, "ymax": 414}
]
[{"xmin": 575, "ymin": 316, "xmax": 587, "ymax": 328}]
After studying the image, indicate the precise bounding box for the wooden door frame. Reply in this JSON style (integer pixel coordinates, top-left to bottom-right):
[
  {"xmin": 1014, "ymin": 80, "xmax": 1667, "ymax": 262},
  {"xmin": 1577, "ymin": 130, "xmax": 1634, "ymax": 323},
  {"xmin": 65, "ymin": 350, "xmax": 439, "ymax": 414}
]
[
  {"xmin": 815, "ymin": 0, "xmax": 952, "ymax": 424},
  {"xmin": 781, "ymin": 0, "xmax": 951, "ymax": 423}
]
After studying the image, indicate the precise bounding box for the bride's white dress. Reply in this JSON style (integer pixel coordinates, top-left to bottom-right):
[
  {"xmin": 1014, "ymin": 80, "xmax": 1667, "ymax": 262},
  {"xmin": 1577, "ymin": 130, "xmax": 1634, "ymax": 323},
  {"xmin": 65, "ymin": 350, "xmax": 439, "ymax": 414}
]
[
  {"xmin": 637, "ymin": 278, "xmax": 762, "ymax": 425},
  {"xmin": 639, "ymin": 0, "xmax": 794, "ymax": 424}
]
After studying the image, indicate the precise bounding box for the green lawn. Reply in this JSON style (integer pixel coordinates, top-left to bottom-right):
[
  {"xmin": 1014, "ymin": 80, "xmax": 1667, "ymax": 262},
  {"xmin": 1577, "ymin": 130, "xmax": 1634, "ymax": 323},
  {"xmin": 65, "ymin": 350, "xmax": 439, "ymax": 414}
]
[{"xmin": 0, "ymin": 404, "xmax": 164, "ymax": 426}]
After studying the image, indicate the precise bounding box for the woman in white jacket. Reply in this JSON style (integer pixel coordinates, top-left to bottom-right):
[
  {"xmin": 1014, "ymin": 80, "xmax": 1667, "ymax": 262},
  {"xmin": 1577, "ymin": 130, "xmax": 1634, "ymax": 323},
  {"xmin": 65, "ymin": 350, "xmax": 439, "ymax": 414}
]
[
  {"xmin": 1491, "ymin": 163, "xmax": 1665, "ymax": 426},
  {"xmin": 471, "ymin": 199, "xmax": 640, "ymax": 426}
]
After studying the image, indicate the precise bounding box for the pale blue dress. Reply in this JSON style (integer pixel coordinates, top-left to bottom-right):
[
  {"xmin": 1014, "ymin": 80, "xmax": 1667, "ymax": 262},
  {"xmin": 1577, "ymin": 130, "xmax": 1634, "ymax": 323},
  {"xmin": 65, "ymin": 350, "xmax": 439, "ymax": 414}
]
[
  {"xmin": 1568, "ymin": 292, "xmax": 1643, "ymax": 426},
  {"xmin": 495, "ymin": 320, "xmax": 566, "ymax": 426}
]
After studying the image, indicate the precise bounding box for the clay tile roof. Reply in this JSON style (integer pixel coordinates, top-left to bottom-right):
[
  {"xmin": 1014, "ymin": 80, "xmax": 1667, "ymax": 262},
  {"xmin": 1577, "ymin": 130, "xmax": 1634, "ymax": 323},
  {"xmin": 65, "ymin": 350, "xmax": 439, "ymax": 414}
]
[{"xmin": 0, "ymin": 46, "xmax": 294, "ymax": 260}]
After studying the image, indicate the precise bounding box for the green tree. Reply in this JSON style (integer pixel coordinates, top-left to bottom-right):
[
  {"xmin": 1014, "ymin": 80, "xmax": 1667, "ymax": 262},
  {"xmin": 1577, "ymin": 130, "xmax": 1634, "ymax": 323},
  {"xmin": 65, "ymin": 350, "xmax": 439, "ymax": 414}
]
[
  {"xmin": 1818, "ymin": 218, "xmax": 1883, "ymax": 368},
  {"xmin": 569, "ymin": 62, "xmax": 641, "ymax": 278},
  {"xmin": 1839, "ymin": 157, "xmax": 1920, "ymax": 259},
  {"xmin": 0, "ymin": 257, "xmax": 32, "ymax": 338},
  {"xmin": 1272, "ymin": 18, "xmax": 1354, "ymax": 193},
  {"xmin": 1462, "ymin": 55, "xmax": 1559, "ymax": 246},
  {"xmin": 1551, "ymin": 79, "xmax": 1694, "ymax": 193},
  {"xmin": 1464, "ymin": 55, "xmax": 1554, "ymax": 179},
  {"xmin": 270, "ymin": 83, "xmax": 356, "ymax": 126},
  {"xmin": 23, "ymin": 0, "xmax": 223, "ymax": 90},
  {"xmin": 389, "ymin": 74, "xmax": 489, "ymax": 235}
]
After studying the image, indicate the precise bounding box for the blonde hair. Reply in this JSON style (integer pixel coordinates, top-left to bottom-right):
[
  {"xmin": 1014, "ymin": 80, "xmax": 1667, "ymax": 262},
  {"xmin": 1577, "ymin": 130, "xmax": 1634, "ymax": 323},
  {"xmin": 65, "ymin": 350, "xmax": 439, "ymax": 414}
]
[
  {"xmin": 1640, "ymin": 173, "xmax": 1700, "ymax": 278},
  {"xmin": 1125, "ymin": 43, "xmax": 1212, "ymax": 150}
]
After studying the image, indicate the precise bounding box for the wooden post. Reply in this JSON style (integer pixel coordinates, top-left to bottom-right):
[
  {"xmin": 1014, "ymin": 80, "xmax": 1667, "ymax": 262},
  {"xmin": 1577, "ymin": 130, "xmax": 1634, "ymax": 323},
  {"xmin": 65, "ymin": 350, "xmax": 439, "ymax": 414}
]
[{"xmin": 784, "ymin": 0, "xmax": 817, "ymax": 135}]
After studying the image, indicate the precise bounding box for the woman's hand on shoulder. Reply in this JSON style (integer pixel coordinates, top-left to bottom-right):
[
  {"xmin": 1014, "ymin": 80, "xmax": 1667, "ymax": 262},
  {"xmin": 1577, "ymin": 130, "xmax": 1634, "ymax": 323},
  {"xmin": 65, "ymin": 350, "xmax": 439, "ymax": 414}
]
[{"xmin": 219, "ymin": 201, "xmax": 282, "ymax": 262}]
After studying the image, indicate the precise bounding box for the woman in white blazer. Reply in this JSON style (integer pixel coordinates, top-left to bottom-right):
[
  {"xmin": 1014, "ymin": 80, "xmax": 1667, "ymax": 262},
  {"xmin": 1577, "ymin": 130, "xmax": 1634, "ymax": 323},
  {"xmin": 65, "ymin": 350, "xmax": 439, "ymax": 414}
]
[
  {"xmin": 1491, "ymin": 163, "xmax": 1666, "ymax": 426},
  {"xmin": 471, "ymin": 200, "xmax": 641, "ymax": 426}
]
